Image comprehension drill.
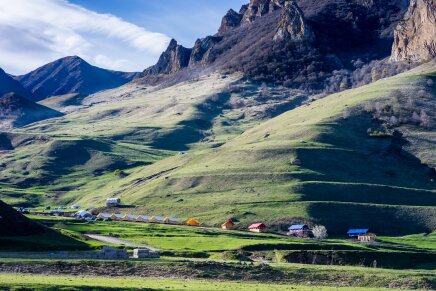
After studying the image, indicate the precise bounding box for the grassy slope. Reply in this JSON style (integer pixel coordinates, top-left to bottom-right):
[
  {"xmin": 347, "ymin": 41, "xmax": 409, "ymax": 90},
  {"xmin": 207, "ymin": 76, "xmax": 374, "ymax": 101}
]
[
  {"xmin": 0, "ymin": 74, "xmax": 240, "ymax": 206},
  {"xmin": 73, "ymin": 62, "xmax": 436, "ymax": 235}
]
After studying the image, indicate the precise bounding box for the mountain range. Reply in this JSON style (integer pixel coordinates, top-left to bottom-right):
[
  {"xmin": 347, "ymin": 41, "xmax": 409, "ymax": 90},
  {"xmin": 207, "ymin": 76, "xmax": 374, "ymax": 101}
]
[{"xmin": 0, "ymin": 0, "xmax": 435, "ymax": 235}]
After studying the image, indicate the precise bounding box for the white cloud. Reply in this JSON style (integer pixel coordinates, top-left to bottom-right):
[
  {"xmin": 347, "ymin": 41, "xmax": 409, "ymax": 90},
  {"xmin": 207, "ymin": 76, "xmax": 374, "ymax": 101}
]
[{"xmin": 0, "ymin": 0, "xmax": 170, "ymax": 75}]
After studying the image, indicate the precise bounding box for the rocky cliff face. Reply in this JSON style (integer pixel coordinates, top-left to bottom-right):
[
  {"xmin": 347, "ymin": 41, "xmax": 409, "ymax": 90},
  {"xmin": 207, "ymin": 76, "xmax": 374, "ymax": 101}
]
[
  {"xmin": 218, "ymin": 9, "xmax": 243, "ymax": 34},
  {"xmin": 143, "ymin": 39, "xmax": 192, "ymax": 75},
  {"xmin": 189, "ymin": 36, "xmax": 222, "ymax": 66},
  {"xmin": 274, "ymin": 0, "xmax": 314, "ymax": 41},
  {"xmin": 391, "ymin": 0, "xmax": 436, "ymax": 62}
]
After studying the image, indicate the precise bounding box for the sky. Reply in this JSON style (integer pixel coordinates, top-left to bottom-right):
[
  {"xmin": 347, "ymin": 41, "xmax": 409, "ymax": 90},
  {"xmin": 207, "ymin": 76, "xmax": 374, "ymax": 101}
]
[{"xmin": 0, "ymin": 0, "xmax": 246, "ymax": 75}]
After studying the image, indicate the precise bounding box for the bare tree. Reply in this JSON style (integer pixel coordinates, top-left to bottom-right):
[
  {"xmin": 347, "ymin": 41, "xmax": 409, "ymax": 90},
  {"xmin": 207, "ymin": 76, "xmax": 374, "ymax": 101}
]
[{"xmin": 312, "ymin": 225, "xmax": 328, "ymax": 240}]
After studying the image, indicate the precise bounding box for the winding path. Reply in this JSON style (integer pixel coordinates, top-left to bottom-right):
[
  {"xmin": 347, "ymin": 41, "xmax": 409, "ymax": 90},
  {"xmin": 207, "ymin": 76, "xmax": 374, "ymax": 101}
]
[{"xmin": 85, "ymin": 234, "xmax": 160, "ymax": 251}]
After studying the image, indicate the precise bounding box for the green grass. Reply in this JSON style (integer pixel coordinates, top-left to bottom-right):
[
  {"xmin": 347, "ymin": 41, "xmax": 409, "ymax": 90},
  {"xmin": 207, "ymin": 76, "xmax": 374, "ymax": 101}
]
[{"xmin": 0, "ymin": 273, "xmax": 412, "ymax": 291}]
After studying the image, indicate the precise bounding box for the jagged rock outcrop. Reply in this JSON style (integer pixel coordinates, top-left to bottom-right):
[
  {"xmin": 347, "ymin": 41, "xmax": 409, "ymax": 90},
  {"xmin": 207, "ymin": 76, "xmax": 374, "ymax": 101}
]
[
  {"xmin": 243, "ymin": 0, "xmax": 284, "ymax": 23},
  {"xmin": 218, "ymin": 9, "xmax": 243, "ymax": 34},
  {"xmin": 274, "ymin": 0, "xmax": 314, "ymax": 41},
  {"xmin": 189, "ymin": 36, "xmax": 222, "ymax": 66},
  {"xmin": 144, "ymin": 39, "xmax": 192, "ymax": 75},
  {"xmin": 391, "ymin": 0, "xmax": 436, "ymax": 62}
]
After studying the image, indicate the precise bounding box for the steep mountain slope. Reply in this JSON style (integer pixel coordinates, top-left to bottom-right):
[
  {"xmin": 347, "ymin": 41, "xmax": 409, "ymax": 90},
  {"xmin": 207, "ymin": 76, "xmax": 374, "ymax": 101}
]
[
  {"xmin": 74, "ymin": 62, "xmax": 436, "ymax": 235},
  {"xmin": 0, "ymin": 200, "xmax": 46, "ymax": 236},
  {"xmin": 0, "ymin": 68, "xmax": 33, "ymax": 100},
  {"xmin": 0, "ymin": 93, "xmax": 63, "ymax": 130},
  {"xmin": 16, "ymin": 56, "xmax": 139, "ymax": 101},
  {"xmin": 391, "ymin": 0, "xmax": 436, "ymax": 62},
  {"xmin": 141, "ymin": 0, "xmax": 408, "ymax": 89}
]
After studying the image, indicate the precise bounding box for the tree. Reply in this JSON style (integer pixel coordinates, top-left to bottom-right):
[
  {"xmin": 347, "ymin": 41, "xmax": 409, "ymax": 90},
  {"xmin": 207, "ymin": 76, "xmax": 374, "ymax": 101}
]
[{"xmin": 312, "ymin": 225, "xmax": 328, "ymax": 240}]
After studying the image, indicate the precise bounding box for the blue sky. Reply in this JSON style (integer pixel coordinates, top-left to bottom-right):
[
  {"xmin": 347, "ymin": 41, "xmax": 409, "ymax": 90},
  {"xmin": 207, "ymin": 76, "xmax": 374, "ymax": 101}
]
[
  {"xmin": 0, "ymin": 0, "xmax": 246, "ymax": 75},
  {"xmin": 69, "ymin": 0, "xmax": 246, "ymax": 47}
]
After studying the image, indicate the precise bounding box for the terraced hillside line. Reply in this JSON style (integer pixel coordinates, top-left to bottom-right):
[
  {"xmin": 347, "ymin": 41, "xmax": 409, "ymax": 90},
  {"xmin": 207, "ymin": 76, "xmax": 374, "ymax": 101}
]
[
  {"xmin": 125, "ymin": 166, "xmax": 179, "ymax": 187},
  {"xmin": 85, "ymin": 234, "xmax": 160, "ymax": 251}
]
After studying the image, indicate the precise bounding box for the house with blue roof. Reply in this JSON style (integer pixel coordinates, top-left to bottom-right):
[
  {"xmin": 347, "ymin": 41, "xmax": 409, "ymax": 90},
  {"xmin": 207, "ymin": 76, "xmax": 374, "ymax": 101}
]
[
  {"xmin": 288, "ymin": 224, "xmax": 312, "ymax": 238},
  {"xmin": 347, "ymin": 229, "xmax": 369, "ymax": 237}
]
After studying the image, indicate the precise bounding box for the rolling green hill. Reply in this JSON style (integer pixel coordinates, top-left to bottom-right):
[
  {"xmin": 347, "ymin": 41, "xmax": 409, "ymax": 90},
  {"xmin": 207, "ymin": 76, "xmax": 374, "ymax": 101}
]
[
  {"xmin": 0, "ymin": 62, "xmax": 435, "ymax": 235},
  {"xmin": 66, "ymin": 62, "xmax": 436, "ymax": 235}
]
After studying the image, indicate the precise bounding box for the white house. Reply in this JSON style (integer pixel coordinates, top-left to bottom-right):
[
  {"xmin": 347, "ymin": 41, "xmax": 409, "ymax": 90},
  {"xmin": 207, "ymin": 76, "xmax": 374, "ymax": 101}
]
[{"xmin": 106, "ymin": 198, "xmax": 120, "ymax": 207}]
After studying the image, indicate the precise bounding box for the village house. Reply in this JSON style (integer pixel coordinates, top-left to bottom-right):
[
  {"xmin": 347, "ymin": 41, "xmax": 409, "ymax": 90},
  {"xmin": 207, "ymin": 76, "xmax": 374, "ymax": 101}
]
[
  {"xmin": 358, "ymin": 232, "xmax": 377, "ymax": 242},
  {"xmin": 164, "ymin": 217, "xmax": 180, "ymax": 224},
  {"xmin": 133, "ymin": 248, "xmax": 160, "ymax": 259},
  {"xmin": 110, "ymin": 213, "xmax": 124, "ymax": 221},
  {"xmin": 74, "ymin": 210, "xmax": 92, "ymax": 219},
  {"xmin": 288, "ymin": 224, "xmax": 312, "ymax": 238},
  {"xmin": 187, "ymin": 218, "xmax": 200, "ymax": 226},
  {"xmin": 221, "ymin": 220, "xmax": 235, "ymax": 230},
  {"xmin": 149, "ymin": 216, "xmax": 164, "ymax": 223},
  {"xmin": 123, "ymin": 214, "xmax": 137, "ymax": 221},
  {"xmin": 136, "ymin": 215, "xmax": 150, "ymax": 222},
  {"xmin": 347, "ymin": 229, "xmax": 370, "ymax": 238},
  {"xmin": 248, "ymin": 223, "xmax": 266, "ymax": 233},
  {"xmin": 97, "ymin": 213, "xmax": 112, "ymax": 220},
  {"xmin": 106, "ymin": 198, "xmax": 121, "ymax": 207}
]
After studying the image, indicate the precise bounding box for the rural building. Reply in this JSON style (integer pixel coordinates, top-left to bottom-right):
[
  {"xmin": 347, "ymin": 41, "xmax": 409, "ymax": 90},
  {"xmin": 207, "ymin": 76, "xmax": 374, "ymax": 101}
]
[
  {"xmin": 99, "ymin": 246, "xmax": 128, "ymax": 259},
  {"xmin": 347, "ymin": 229, "xmax": 369, "ymax": 237},
  {"xmin": 288, "ymin": 224, "xmax": 311, "ymax": 237},
  {"xmin": 133, "ymin": 248, "xmax": 160, "ymax": 259},
  {"xmin": 97, "ymin": 213, "xmax": 112, "ymax": 219},
  {"xmin": 358, "ymin": 233, "xmax": 377, "ymax": 242},
  {"xmin": 111, "ymin": 213, "xmax": 124, "ymax": 221},
  {"xmin": 150, "ymin": 216, "xmax": 164, "ymax": 223},
  {"xmin": 164, "ymin": 217, "xmax": 180, "ymax": 224},
  {"xmin": 123, "ymin": 214, "xmax": 137, "ymax": 221},
  {"xmin": 248, "ymin": 223, "xmax": 266, "ymax": 233},
  {"xmin": 187, "ymin": 218, "xmax": 200, "ymax": 226},
  {"xmin": 106, "ymin": 198, "xmax": 121, "ymax": 207},
  {"xmin": 221, "ymin": 220, "xmax": 235, "ymax": 229},
  {"xmin": 74, "ymin": 210, "xmax": 92, "ymax": 219},
  {"xmin": 136, "ymin": 215, "xmax": 150, "ymax": 222}
]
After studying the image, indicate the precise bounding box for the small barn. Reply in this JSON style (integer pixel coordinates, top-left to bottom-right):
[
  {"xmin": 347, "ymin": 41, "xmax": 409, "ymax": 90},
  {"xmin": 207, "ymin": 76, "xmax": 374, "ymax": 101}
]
[
  {"xmin": 347, "ymin": 229, "xmax": 369, "ymax": 237},
  {"xmin": 358, "ymin": 232, "xmax": 377, "ymax": 242},
  {"xmin": 136, "ymin": 215, "xmax": 150, "ymax": 222},
  {"xmin": 123, "ymin": 214, "xmax": 137, "ymax": 221},
  {"xmin": 106, "ymin": 198, "xmax": 120, "ymax": 207},
  {"xmin": 221, "ymin": 220, "xmax": 235, "ymax": 230},
  {"xmin": 288, "ymin": 224, "xmax": 311, "ymax": 237},
  {"xmin": 187, "ymin": 218, "xmax": 200, "ymax": 226},
  {"xmin": 164, "ymin": 217, "xmax": 180, "ymax": 224},
  {"xmin": 248, "ymin": 223, "xmax": 266, "ymax": 233},
  {"xmin": 150, "ymin": 216, "xmax": 164, "ymax": 223}
]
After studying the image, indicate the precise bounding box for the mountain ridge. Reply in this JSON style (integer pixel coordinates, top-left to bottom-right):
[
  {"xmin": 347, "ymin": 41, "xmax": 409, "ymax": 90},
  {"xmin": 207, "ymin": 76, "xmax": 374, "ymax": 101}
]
[{"xmin": 16, "ymin": 56, "xmax": 140, "ymax": 101}]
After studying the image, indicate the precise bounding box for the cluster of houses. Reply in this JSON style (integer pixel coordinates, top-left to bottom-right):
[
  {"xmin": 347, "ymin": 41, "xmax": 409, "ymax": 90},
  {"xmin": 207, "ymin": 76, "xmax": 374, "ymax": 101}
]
[{"xmin": 245, "ymin": 222, "xmax": 376, "ymax": 242}]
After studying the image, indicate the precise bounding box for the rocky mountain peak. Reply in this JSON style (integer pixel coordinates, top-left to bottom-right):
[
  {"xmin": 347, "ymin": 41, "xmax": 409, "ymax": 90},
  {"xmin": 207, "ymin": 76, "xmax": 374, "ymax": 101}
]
[
  {"xmin": 218, "ymin": 9, "xmax": 244, "ymax": 34},
  {"xmin": 391, "ymin": 0, "xmax": 436, "ymax": 62},
  {"xmin": 144, "ymin": 39, "xmax": 192, "ymax": 75},
  {"xmin": 273, "ymin": 0, "xmax": 314, "ymax": 42},
  {"xmin": 242, "ymin": 0, "xmax": 284, "ymax": 23}
]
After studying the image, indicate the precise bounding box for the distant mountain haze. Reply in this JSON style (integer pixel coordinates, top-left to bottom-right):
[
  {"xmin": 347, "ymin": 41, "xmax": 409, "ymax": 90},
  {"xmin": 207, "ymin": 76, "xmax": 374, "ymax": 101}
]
[{"xmin": 16, "ymin": 56, "xmax": 140, "ymax": 101}]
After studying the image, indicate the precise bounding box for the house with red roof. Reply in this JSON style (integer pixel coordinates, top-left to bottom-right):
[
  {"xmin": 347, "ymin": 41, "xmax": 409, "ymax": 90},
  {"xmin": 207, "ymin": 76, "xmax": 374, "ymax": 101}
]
[{"xmin": 248, "ymin": 223, "xmax": 266, "ymax": 233}]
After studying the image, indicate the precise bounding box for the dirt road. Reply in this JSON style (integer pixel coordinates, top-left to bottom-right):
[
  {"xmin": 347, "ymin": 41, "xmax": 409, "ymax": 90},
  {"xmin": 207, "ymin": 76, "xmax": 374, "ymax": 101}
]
[{"xmin": 85, "ymin": 234, "xmax": 160, "ymax": 251}]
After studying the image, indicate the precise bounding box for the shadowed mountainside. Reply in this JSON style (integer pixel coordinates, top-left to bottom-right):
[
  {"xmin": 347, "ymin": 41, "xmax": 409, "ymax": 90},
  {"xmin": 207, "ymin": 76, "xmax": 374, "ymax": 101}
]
[{"xmin": 16, "ymin": 56, "xmax": 140, "ymax": 102}]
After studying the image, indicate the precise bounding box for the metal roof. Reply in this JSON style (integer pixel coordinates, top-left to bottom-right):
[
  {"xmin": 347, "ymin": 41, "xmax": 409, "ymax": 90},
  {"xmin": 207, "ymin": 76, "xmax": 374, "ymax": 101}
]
[
  {"xmin": 347, "ymin": 229, "xmax": 369, "ymax": 235},
  {"xmin": 249, "ymin": 223, "xmax": 266, "ymax": 229},
  {"xmin": 288, "ymin": 224, "xmax": 308, "ymax": 230}
]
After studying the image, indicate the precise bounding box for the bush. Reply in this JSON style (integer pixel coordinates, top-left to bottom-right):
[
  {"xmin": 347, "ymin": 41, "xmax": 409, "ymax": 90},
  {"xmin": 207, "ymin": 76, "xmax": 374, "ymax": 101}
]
[{"xmin": 312, "ymin": 225, "xmax": 328, "ymax": 240}]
